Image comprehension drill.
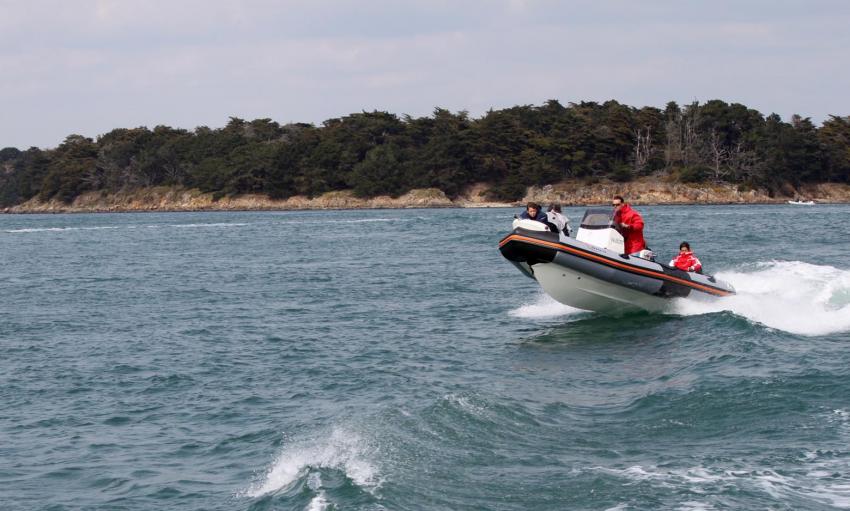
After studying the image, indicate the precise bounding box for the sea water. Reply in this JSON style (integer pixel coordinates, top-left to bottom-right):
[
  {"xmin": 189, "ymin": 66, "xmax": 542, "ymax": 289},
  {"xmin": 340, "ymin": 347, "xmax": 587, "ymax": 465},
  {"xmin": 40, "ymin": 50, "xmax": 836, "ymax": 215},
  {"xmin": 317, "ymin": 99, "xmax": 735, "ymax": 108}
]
[{"xmin": 1, "ymin": 205, "xmax": 849, "ymax": 510}]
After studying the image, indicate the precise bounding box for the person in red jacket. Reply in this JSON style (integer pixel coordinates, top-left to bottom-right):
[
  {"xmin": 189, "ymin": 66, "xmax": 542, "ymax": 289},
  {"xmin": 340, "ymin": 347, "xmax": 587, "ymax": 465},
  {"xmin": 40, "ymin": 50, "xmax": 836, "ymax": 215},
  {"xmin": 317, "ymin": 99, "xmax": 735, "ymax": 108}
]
[
  {"xmin": 612, "ymin": 195, "xmax": 646, "ymax": 254},
  {"xmin": 669, "ymin": 242, "xmax": 702, "ymax": 273}
]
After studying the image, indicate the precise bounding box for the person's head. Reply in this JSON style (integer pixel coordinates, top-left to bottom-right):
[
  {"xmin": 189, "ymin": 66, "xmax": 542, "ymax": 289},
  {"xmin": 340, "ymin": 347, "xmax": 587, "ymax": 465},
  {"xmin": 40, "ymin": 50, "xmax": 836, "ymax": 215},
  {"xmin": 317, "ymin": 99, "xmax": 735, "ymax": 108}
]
[
  {"xmin": 526, "ymin": 202, "xmax": 540, "ymax": 217},
  {"xmin": 548, "ymin": 203, "xmax": 562, "ymax": 213},
  {"xmin": 612, "ymin": 195, "xmax": 625, "ymax": 211},
  {"xmin": 679, "ymin": 242, "xmax": 691, "ymax": 253}
]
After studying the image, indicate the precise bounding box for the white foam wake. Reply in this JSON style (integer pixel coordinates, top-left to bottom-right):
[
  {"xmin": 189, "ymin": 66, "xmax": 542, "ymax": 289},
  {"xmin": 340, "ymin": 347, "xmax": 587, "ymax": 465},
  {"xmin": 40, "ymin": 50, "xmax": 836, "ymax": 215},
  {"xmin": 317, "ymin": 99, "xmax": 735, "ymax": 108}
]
[
  {"xmin": 670, "ymin": 261, "xmax": 850, "ymax": 336},
  {"xmin": 306, "ymin": 472, "xmax": 329, "ymax": 511},
  {"xmin": 4, "ymin": 226, "xmax": 122, "ymax": 233},
  {"xmin": 508, "ymin": 292, "xmax": 585, "ymax": 319},
  {"xmin": 332, "ymin": 218, "xmax": 396, "ymax": 224},
  {"xmin": 245, "ymin": 427, "xmax": 379, "ymax": 498},
  {"xmin": 168, "ymin": 222, "xmax": 251, "ymax": 228},
  {"xmin": 4, "ymin": 223, "xmax": 251, "ymax": 233},
  {"xmin": 592, "ymin": 444, "xmax": 850, "ymax": 509}
]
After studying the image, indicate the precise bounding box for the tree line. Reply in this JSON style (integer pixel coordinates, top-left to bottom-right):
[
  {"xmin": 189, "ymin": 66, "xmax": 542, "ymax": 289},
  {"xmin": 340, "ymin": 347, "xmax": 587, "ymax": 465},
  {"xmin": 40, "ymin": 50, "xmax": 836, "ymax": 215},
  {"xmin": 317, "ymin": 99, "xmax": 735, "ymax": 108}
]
[{"xmin": 1, "ymin": 99, "xmax": 849, "ymax": 207}]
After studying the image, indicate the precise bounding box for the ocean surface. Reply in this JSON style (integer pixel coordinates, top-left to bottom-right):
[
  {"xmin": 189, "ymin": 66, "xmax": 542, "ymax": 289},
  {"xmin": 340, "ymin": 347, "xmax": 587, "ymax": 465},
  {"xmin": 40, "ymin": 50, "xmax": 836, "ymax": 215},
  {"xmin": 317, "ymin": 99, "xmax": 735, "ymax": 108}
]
[{"xmin": 2, "ymin": 205, "xmax": 850, "ymax": 510}]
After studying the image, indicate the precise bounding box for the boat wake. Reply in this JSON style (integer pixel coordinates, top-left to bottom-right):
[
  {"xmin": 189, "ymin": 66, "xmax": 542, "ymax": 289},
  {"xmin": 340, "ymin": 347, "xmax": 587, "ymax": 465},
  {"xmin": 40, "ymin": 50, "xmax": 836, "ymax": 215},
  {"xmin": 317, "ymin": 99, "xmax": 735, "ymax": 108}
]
[
  {"xmin": 670, "ymin": 261, "xmax": 850, "ymax": 336},
  {"xmin": 508, "ymin": 293, "xmax": 586, "ymax": 320}
]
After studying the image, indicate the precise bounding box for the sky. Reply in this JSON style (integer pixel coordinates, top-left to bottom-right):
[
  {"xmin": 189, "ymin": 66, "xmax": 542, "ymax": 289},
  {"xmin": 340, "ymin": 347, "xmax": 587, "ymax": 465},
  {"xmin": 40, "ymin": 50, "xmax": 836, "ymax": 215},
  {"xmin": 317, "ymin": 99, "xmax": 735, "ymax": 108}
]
[{"xmin": 2, "ymin": 0, "xmax": 849, "ymax": 149}]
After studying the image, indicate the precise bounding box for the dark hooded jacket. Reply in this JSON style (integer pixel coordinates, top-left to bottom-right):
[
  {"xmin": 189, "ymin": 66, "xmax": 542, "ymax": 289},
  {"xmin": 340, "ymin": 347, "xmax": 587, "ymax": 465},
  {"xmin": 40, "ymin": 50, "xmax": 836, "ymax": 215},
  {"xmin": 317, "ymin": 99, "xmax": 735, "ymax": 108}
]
[{"xmin": 519, "ymin": 209, "xmax": 548, "ymax": 222}]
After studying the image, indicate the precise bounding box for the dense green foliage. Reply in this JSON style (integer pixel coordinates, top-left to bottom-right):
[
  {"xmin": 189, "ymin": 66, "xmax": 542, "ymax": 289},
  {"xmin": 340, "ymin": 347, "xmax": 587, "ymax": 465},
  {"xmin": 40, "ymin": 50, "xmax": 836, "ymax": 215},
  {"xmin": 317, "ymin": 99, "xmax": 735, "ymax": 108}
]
[{"xmin": 2, "ymin": 100, "xmax": 849, "ymax": 207}]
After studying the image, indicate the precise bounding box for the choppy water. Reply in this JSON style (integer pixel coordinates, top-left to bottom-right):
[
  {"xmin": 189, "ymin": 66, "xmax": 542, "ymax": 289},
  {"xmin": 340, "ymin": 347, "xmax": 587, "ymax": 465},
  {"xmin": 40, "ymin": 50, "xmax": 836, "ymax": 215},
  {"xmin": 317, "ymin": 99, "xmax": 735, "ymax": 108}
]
[{"xmin": 2, "ymin": 205, "xmax": 849, "ymax": 510}]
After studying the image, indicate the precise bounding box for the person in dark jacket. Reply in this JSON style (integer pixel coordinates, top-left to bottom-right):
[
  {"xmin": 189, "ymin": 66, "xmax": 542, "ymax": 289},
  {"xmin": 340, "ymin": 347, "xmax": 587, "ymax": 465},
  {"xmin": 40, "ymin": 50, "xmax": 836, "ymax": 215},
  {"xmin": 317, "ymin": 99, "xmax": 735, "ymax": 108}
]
[
  {"xmin": 612, "ymin": 195, "xmax": 646, "ymax": 255},
  {"xmin": 669, "ymin": 242, "xmax": 702, "ymax": 273},
  {"xmin": 518, "ymin": 202, "xmax": 559, "ymax": 232},
  {"xmin": 519, "ymin": 202, "xmax": 548, "ymax": 222}
]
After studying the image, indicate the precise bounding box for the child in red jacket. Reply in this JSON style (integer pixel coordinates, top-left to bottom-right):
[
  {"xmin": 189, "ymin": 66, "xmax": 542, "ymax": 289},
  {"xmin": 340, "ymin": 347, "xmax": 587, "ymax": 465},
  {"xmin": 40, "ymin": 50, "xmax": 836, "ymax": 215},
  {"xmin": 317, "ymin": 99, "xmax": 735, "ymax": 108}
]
[{"xmin": 669, "ymin": 242, "xmax": 702, "ymax": 273}]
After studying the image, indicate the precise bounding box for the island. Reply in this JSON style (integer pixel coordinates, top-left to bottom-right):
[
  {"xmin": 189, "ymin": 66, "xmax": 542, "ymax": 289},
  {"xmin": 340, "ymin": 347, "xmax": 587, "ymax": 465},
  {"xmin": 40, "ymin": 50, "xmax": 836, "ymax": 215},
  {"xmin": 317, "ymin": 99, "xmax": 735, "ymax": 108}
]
[{"xmin": 2, "ymin": 100, "xmax": 849, "ymax": 213}]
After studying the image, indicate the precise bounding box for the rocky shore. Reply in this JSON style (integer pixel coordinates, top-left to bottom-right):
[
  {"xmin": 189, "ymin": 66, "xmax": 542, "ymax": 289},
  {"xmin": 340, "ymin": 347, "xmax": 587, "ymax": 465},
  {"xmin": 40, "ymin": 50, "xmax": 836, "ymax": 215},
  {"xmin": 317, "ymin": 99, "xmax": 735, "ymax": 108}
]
[{"xmin": 5, "ymin": 179, "xmax": 850, "ymax": 214}]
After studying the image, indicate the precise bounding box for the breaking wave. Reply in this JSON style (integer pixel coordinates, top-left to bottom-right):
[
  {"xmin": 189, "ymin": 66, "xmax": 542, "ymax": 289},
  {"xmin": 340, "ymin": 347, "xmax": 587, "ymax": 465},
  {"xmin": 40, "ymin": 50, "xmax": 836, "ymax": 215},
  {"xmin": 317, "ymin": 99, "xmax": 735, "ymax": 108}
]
[
  {"xmin": 244, "ymin": 427, "xmax": 380, "ymax": 499},
  {"xmin": 305, "ymin": 472, "xmax": 329, "ymax": 511},
  {"xmin": 670, "ymin": 261, "xmax": 850, "ymax": 336}
]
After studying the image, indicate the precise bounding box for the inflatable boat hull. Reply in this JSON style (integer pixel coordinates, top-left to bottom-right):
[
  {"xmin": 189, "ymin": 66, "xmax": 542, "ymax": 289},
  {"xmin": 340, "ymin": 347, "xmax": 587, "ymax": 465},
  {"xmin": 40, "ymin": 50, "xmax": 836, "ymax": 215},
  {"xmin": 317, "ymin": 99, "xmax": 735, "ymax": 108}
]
[{"xmin": 499, "ymin": 228, "xmax": 735, "ymax": 313}]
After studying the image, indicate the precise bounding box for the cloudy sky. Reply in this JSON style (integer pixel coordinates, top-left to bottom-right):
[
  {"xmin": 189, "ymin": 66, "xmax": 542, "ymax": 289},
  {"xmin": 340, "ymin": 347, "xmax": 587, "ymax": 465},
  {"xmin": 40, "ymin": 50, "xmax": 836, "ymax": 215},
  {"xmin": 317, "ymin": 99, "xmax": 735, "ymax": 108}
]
[{"xmin": 2, "ymin": 0, "xmax": 849, "ymax": 148}]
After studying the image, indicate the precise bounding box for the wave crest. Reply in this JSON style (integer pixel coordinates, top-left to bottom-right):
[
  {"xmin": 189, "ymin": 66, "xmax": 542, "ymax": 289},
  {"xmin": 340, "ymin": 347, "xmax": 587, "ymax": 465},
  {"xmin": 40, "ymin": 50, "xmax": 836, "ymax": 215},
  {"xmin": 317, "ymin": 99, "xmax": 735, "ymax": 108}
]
[
  {"xmin": 671, "ymin": 261, "xmax": 850, "ymax": 336},
  {"xmin": 245, "ymin": 427, "xmax": 380, "ymax": 498}
]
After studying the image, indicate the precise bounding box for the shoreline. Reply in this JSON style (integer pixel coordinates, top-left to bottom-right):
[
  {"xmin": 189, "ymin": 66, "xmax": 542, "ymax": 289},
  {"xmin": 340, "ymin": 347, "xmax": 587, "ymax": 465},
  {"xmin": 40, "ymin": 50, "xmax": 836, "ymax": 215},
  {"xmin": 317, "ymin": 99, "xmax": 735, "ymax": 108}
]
[
  {"xmin": 4, "ymin": 180, "xmax": 849, "ymax": 214},
  {"xmin": 5, "ymin": 201, "xmax": 850, "ymax": 216}
]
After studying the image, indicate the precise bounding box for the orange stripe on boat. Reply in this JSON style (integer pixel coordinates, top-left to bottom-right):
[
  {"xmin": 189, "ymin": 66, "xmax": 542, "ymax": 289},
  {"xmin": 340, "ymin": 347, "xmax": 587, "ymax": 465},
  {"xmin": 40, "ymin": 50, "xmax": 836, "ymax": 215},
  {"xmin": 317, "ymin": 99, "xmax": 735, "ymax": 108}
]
[{"xmin": 499, "ymin": 234, "xmax": 732, "ymax": 297}]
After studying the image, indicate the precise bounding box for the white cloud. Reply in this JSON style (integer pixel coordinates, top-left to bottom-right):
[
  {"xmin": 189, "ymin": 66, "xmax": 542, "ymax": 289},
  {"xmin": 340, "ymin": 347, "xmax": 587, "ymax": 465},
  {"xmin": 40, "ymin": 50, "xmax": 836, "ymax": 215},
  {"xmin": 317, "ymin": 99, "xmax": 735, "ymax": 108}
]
[{"xmin": 1, "ymin": 1, "xmax": 849, "ymax": 148}]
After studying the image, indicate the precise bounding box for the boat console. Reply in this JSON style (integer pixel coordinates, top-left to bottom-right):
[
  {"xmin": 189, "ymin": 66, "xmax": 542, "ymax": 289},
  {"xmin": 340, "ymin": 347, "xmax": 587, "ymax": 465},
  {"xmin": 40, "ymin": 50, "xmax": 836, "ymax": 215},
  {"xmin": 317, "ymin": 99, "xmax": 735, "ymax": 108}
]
[
  {"xmin": 575, "ymin": 208, "xmax": 624, "ymax": 254},
  {"xmin": 511, "ymin": 218, "xmax": 550, "ymax": 232}
]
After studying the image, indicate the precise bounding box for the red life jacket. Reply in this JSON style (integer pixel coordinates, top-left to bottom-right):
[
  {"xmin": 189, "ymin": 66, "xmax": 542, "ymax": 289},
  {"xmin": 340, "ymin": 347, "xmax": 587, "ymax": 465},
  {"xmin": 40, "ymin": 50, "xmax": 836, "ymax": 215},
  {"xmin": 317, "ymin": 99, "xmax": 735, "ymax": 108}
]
[
  {"xmin": 614, "ymin": 204, "xmax": 646, "ymax": 254},
  {"xmin": 670, "ymin": 251, "xmax": 702, "ymax": 272}
]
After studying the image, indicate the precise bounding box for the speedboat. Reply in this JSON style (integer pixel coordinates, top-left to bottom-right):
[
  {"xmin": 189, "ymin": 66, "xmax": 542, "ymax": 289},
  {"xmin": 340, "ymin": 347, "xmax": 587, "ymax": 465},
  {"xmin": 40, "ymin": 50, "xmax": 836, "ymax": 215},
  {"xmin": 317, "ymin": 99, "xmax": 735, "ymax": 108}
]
[
  {"xmin": 788, "ymin": 200, "xmax": 815, "ymax": 205},
  {"xmin": 498, "ymin": 208, "xmax": 735, "ymax": 313}
]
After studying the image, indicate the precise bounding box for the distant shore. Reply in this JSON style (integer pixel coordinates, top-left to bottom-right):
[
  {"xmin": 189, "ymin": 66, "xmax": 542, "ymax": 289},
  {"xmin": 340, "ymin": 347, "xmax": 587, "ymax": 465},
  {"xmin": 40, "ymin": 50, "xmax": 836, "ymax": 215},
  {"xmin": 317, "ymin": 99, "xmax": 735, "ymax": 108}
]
[{"xmin": 4, "ymin": 179, "xmax": 850, "ymax": 214}]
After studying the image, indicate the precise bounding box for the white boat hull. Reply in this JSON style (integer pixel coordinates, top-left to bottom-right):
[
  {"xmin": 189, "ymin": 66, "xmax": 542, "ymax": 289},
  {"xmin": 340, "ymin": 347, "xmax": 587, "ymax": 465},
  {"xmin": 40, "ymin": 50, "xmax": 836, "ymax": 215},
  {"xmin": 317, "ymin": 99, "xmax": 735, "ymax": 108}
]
[{"xmin": 532, "ymin": 262, "xmax": 669, "ymax": 313}]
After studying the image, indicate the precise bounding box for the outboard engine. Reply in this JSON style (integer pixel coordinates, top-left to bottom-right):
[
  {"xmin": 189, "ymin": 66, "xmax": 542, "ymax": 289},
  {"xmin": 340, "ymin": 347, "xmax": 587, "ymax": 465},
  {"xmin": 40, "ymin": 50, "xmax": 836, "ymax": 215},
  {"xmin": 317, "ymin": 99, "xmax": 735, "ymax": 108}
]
[{"xmin": 575, "ymin": 208, "xmax": 625, "ymax": 253}]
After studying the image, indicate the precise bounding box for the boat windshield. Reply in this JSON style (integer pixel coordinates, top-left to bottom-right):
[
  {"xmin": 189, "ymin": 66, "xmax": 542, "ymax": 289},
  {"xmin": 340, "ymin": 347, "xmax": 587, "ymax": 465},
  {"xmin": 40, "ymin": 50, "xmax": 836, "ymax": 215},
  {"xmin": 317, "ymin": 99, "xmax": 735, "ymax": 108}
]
[{"xmin": 579, "ymin": 208, "xmax": 615, "ymax": 230}]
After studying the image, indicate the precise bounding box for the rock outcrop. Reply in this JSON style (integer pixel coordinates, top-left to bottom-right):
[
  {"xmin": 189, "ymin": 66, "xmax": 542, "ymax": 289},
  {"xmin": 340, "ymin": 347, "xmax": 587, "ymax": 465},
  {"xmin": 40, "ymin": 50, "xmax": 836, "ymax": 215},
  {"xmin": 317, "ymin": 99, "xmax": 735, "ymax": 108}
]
[
  {"xmin": 6, "ymin": 187, "xmax": 456, "ymax": 213},
  {"xmin": 523, "ymin": 181, "xmax": 767, "ymax": 205}
]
